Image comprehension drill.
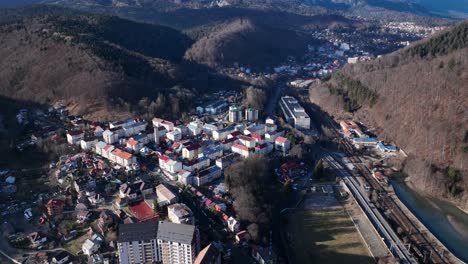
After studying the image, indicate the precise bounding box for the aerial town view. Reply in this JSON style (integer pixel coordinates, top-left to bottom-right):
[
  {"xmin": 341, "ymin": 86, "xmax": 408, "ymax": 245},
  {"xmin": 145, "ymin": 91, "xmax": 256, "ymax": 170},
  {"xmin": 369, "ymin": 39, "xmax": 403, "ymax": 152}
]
[{"xmin": 0, "ymin": 0, "xmax": 467, "ymax": 264}]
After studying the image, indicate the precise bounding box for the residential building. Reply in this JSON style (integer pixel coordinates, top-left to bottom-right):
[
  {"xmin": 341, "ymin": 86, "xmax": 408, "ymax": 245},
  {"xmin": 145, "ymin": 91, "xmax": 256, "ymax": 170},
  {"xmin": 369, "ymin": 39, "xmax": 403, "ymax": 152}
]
[
  {"xmin": 168, "ymin": 203, "xmax": 194, "ymax": 225},
  {"xmin": 255, "ymin": 142, "xmax": 273, "ymax": 154},
  {"xmin": 80, "ymin": 137, "xmax": 98, "ymax": 151},
  {"xmin": 232, "ymin": 144, "xmax": 250, "ymax": 158},
  {"xmin": 238, "ymin": 135, "xmax": 256, "ymax": 148},
  {"xmin": 215, "ymin": 153, "xmax": 240, "ymax": 169},
  {"xmin": 101, "ymin": 144, "xmax": 115, "ymax": 159},
  {"xmin": 275, "ymin": 137, "xmax": 291, "ymax": 153},
  {"xmin": 46, "ymin": 199, "xmax": 65, "ymax": 216},
  {"xmin": 250, "ymin": 133, "xmax": 264, "ymax": 144},
  {"xmin": 244, "ymin": 124, "xmax": 266, "ymax": 136},
  {"xmin": 109, "ymin": 148, "xmax": 137, "ymax": 167},
  {"xmin": 117, "ymin": 219, "xmax": 159, "ymax": 264},
  {"xmin": 156, "ymin": 184, "xmax": 178, "ymax": 206},
  {"xmin": 279, "ymin": 96, "xmax": 310, "ymax": 130},
  {"xmin": 213, "ymin": 127, "xmax": 236, "ymax": 141},
  {"xmin": 183, "ymin": 157, "xmax": 210, "ymax": 172},
  {"xmin": 377, "ymin": 142, "xmax": 397, "ymax": 152},
  {"xmin": 94, "ymin": 126, "xmax": 105, "ymax": 137},
  {"xmin": 340, "ymin": 120, "xmax": 366, "ymax": 138},
  {"xmin": 167, "ymin": 130, "xmax": 182, "ymax": 142},
  {"xmin": 67, "ymin": 130, "xmax": 84, "ymax": 145},
  {"xmin": 82, "ymin": 233, "xmax": 104, "ymax": 256},
  {"xmin": 188, "ymin": 121, "xmax": 203, "ymax": 136},
  {"xmin": 157, "ymin": 221, "xmax": 200, "ymax": 264},
  {"xmin": 265, "ymin": 130, "xmax": 285, "ymax": 143},
  {"xmin": 219, "ymin": 137, "xmax": 239, "ymax": 151},
  {"xmin": 52, "ymin": 251, "xmax": 71, "ymax": 264},
  {"xmin": 228, "ymin": 106, "xmax": 243, "ymax": 123},
  {"xmin": 126, "ymin": 138, "xmax": 143, "ymax": 152},
  {"xmin": 193, "ymin": 166, "xmax": 222, "ymax": 186},
  {"xmin": 182, "ymin": 143, "xmax": 202, "ymax": 160},
  {"xmin": 252, "ymin": 246, "xmax": 277, "ymax": 264},
  {"xmin": 94, "ymin": 141, "xmax": 107, "ymax": 156},
  {"xmin": 194, "ymin": 244, "xmax": 221, "ymax": 264},
  {"xmin": 227, "ymin": 217, "xmax": 240, "ymax": 233},
  {"xmin": 159, "ymin": 155, "xmax": 182, "ymax": 174},
  {"xmin": 265, "ymin": 123, "xmax": 277, "ymax": 133},
  {"xmin": 245, "ymin": 108, "xmax": 259, "ymax": 121},
  {"xmin": 178, "ymin": 170, "xmax": 193, "ymax": 185},
  {"xmin": 119, "ymin": 180, "xmax": 153, "ymax": 200},
  {"xmin": 154, "ymin": 126, "xmax": 167, "ymax": 144},
  {"xmin": 123, "ymin": 122, "xmax": 147, "ymax": 137},
  {"xmin": 102, "ymin": 130, "xmax": 119, "ymax": 144},
  {"xmin": 153, "ymin": 118, "xmax": 174, "ymax": 132},
  {"xmin": 202, "ymin": 147, "xmax": 223, "ymax": 160},
  {"xmin": 202, "ymin": 124, "xmax": 219, "ymax": 136}
]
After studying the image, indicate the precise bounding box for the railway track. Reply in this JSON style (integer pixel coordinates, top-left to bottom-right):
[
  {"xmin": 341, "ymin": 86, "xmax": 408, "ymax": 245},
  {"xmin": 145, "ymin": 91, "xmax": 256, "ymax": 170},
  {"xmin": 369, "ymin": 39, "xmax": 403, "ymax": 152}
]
[{"xmin": 317, "ymin": 112, "xmax": 450, "ymax": 264}]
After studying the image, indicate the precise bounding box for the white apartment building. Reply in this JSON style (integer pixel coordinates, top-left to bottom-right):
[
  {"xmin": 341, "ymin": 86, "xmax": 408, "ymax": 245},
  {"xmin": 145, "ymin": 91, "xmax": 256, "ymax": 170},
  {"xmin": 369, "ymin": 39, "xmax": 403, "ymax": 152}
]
[
  {"xmin": 157, "ymin": 221, "xmax": 200, "ymax": 264},
  {"xmin": 279, "ymin": 96, "xmax": 310, "ymax": 130},
  {"xmin": 117, "ymin": 219, "xmax": 160, "ymax": 264}
]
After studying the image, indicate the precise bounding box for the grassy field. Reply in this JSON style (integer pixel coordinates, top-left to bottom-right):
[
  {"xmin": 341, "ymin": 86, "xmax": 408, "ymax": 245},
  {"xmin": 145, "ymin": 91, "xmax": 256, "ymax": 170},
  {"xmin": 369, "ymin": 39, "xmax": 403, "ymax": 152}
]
[{"xmin": 285, "ymin": 207, "xmax": 373, "ymax": 264}]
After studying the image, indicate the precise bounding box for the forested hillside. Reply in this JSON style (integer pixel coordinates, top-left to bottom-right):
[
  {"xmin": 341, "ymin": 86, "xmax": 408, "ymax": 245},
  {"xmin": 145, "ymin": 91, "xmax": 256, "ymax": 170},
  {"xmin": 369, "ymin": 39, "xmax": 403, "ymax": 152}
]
[
  {"xmin": 310, "ymin": 22, "xmax": 468, "ymax": 209},
  {"xmin": 0, "ymin": 14, "xmax": 246, "ymax": 120}
]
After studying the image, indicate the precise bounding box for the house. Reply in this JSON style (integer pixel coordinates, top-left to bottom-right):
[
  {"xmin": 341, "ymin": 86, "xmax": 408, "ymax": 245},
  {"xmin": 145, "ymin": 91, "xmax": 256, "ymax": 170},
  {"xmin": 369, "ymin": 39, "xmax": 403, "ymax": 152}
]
[
  {"xmin": 123, "ymin": 122, "xmax": 147, "ymax": 137},
  {"xmin": 215, "ymin": 153, "xmax": 240, "ymax": 169},
  {"xmin": 102, "ymin": 130, "xmax": 119, "ymax": 144},
  {"xmin": 167, "ymin": 130, "xmax": 182, "ymax": 142},
  {"xmin": 203, "ymin": 123, "xmax": 219, "ymax": 136},
  {"xmin": 153, "ymin": 118, "xmax": 174, "ymax": 131},
  {"xmin": 177, "ymin": 170, "xmax": 193, "ymax": 185},
  {"xmin": 94, "ymin": 141, "xmax": 107, "ymax": 156},
  {"xmin": 255, "ymin": 142, "xmax": 273, "ymax": 154},
  {"xmin": 82, "ymin": 233, "xmax": 104, "ymax": 256},
  {"xmin": 213, "ymin": 126, "xmax": 236, "ymax": 141},
  {"xmin": 227, "ymin": 217, "xmax": 240, "ymax": 233},
  {"xmin": 109, "ymin": 148, "xmax": 137, "ymax": 168},
  {"xmin": 101, "ymin": 144, "xmax": 115, "ymax": 159},
  {"xmin": 188, "ymin": 121, "xmax": 203, "ymax": 136},
  {"xmin": 66, "ymin": 130, "xmax": 84, "ymax": 145},
  {"xmin": 94, "ymin": 126, "xmax": 105, "ymax": 137},
  {"xmin": 220, "ymin": 137, "xmax": 239, "ymax": 151},
  {"xmin": 74, "ymin": 176, "xmax": 96, "ymax": 194},
  {"xmin": 183, "ymin": 157, "xmax": 210, "ymax": 172},
  {"xmin": 252, "ymin": 246, "xmax": 277, "ymax": 264},
  {"xmin": 119, "ymin": 180, "xmax": 153, "ymax": 200},
  {"xmin": 159, "ymin": 155, "xmax": 182, "ymax": 174},
  {"xmin": 244, "ymin": 124, "xmax": 265, "ymax": 136},
  {"xmin": 194, "ymin": 243, "xmax": 222, "ymax": 264},
  {"xmin": 238, "ymin": 135, "xmax": 256, "ymax": 148},
  {"xmin": 156, "ymin": 184, "xmax": 178, "ymax": 206},
  {"xmin": 126, "ymin": 138, "xmax": 143, "ymax": 152},
  {"xmin": 47, "ymin": 199, "xmax": 65, "ymax": 216},
  {"xmin": 75, "ymin": 203, "xmax": 91, "ymax": 223},
  {"xmin": 81, "ymin": 137, "xmax": 98, "ymax": 151},
  {"xmin": 182, "ymin": 143, "xmax": 202, "ymax": 160},
  {"xmin": 340, "ymin": 120, "xmax": 366, "ymax": 138},
  {"xmin": 377, "ymin": 142, "xmax": 397, "ymax": 152},
  {"xmin": 193, "ymin": 166, "xmax": 222, "ymax": 186},
  {"xmin": 275, "ymin": 137, "xmax": 291, "ymax": 153},
  {"xmin": 265, "ymin": 130, "xmax": 284, "ymax": 143},
  {"xmin": 153, "ymin": 126, "xmax": 167, "ymax": 144},
  {"xmin": 88, "ymin": 193, "xmax": 104, "ymax": 206},
  {"xmin": 265, "ymin": 123, "xmax": 277, "ymax": 133},
  {"xmin": 110, "ymin": 119, "xmax": 134, "ymax": 129},
  {"xmin": 167, "ymin": 203, "xmax": 194, "ymax": 225},
  {"xmin": 202, "ymin": 147, "xmax": 223, "ymax": 160},
  {"xmin": 52, "ymin": 251, "xmax": 71, "ymax": 264},
  {"xmin": 232, "ymin": 144, "xmax": 250, "ymax": 158},
  {"xmin": 250, "ymin": 133, "xmax": 264, "ymax": 144},
  {"xmin": 29, "ymin": 232, "xmax": 47, "ymax": 247}
]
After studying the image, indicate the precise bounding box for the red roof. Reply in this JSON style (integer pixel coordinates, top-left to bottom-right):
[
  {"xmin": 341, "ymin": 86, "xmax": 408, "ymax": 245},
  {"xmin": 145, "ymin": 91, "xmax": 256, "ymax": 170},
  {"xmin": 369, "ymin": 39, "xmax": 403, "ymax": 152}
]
[
  {"xmin": 127, "ymin": 138, "xmax": 139, "ymax": 146},
  {"xmin": 111, "ymin": 149, "xmax": 133, "ymax": 160},
  {"xmin": 251, "ymin": 133, "xmax": 263, "ymax": 140},
  {"xmin": 256, "ymin": 143, "xmax": 268, "ymax": 149},
  {"xmin": 205, "ymin": 199, "xmax": 213, "ymax": 207},
  {"xmin": 159, "ymin": 155, "xmax": 170, "ymax": 162},
  {"xmin": 232, "ymin": 144, "xmax": 248, "ymax": 151},
  {"xmin": 129, "ymin": 200, "xmax": 158, "ymax": 221},
  {"xmin": 222, "ymin": 214, "xmax": 229, "ymax": 222},
  {"xmin": 103, "ymin": 144, "xmax": 113, "ymax": 151},
  {"xmin": 275, "ymin": 136, "xmax": 289, "ymax": 144}
]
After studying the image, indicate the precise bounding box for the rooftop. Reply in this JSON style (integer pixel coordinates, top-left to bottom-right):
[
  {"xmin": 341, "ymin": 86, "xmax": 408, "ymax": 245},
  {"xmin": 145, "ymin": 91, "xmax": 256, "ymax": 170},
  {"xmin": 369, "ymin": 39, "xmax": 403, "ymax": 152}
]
[
  {"xmin": 118, "ymin": 219, "xmax": 158, "ymax": 242},
  {"xmin": 157, "ymin": 221, "xmax": 195, "ymax": 245}
]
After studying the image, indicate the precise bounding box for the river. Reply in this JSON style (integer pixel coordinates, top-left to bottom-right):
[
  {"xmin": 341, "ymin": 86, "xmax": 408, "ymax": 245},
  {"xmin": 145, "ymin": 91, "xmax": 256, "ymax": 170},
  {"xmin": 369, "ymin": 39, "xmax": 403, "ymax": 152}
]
[{"xmin": 391, "ymin": 180, "xmax": 468, "ymax": 263}]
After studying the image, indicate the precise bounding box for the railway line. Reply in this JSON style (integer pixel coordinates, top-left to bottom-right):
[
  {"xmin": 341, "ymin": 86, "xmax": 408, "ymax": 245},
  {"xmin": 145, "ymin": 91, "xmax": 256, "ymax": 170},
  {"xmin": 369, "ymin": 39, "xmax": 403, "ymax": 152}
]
[{"xmin": 313, "ymin": 108, "xmax": 451, "ymax": 263}]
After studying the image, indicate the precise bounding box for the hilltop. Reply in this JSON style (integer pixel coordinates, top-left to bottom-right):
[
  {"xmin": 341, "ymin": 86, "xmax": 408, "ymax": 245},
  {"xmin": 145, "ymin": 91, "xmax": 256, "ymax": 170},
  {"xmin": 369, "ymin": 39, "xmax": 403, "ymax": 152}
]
[{"xmin": 309, "ymin": 22, "xmax": 468, "ymax": 209}]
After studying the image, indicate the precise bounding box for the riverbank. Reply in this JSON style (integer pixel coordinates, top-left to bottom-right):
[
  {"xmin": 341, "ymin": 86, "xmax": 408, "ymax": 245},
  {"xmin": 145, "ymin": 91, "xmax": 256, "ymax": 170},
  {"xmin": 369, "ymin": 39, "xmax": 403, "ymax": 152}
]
[{"xmin": 390, "ymin": 179, "xmax": 468, "ymax": 263}]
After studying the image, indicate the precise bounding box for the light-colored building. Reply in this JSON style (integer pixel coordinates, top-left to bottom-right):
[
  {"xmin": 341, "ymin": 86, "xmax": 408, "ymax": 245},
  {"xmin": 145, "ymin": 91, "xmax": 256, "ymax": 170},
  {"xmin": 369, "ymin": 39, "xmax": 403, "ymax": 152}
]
[
  {"xmin": 156, "ymin": 184, "xmax": 178, "ymax": 206},
  {"xmin": 238, "ymin": 135, "xmax": 256, "ymax": 148},
  {"xmin": 157, "ymin": 221, "xmax": 200, "ymax": 264},
  {"xmin": 279, "ymin": 96, "xmax": 310, "ymax": 130},
  {"xmin": 228, "ymin": 106, "xmax": 243, "ymax": 123},
  {"xmin": 117, "ymin": 219, "xmax": 160, "ymax": 264},
  {"xmin": 193, "ymin": 166, "xmax": 222, "ymax": 186},
  {"xmin": 82, "ymin": 233, "xmax": 103, "ymax": 256},
  {"xmin": 67, "ymin": 130, "xmax": 84, "ymax": 145},
  {"xmin": 232, "ymin": 144, "xmax": 250, "ymax": 158},
  {"xmin": 102, "ymin": 130, "xmax": 119, "ymax": 144},
  {"xmin": 109, "ymin": 148, "xmax": 137, "ymax": 167},
  {"xmin": 167, "ymin": 130, "xmax": 182, "ymax": 142},
  {"xmin": 245, "ymin": 108, "xmax": 259, "ymax": 121},
  {"xmin": 80, "ymin": 137, "xmax": 98, "ymax": 151},
  {"xmin": 182, "ymin": 143, "xmax": 202, "ymax": 160},
  {"xmin": 168, "ymin": 203, "xmax": 194, "ymax": 225},
  {"xmin": 275, "ymin": 136, "xmax": 291, "ymax": 153},
  {"xmin": 159, "ymin": 155, "xmax": 182, "ymax": 174},
  {"xmin": 213, "ymin": 126, "xmax": 236, "ymax": 141}
]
